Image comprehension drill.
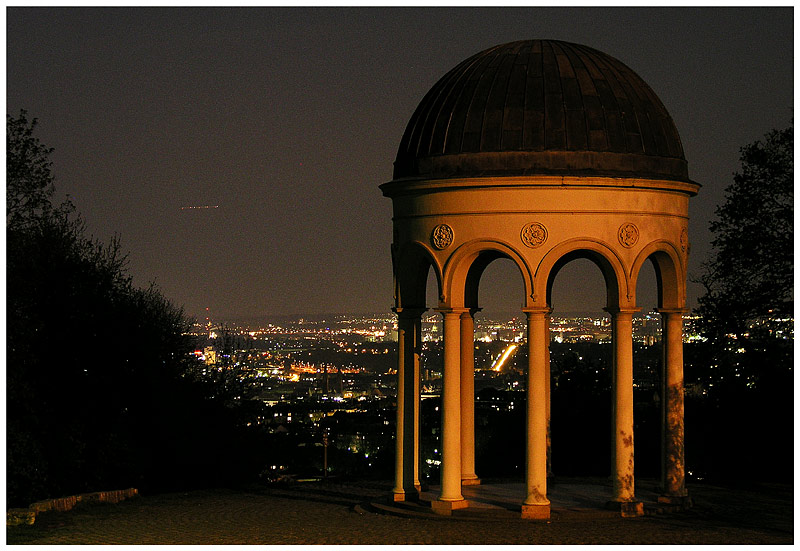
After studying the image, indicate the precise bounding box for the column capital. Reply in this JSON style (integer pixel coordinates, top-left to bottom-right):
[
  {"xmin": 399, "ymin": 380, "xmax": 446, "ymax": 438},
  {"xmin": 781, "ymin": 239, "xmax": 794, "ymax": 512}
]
[
  {"xmin": 461, "ymin": 307, "xmax": 481, "ymax": 318},
  {"xmin": 434, "ymin": 307, "xmax": 469, "ymax": 316},
  {"xmin": 521, "ymin": 306, "xmax": 553, "ymax": 317},
  {"xmin": 655, "ymin": 307, "xmax": 690, "ymax": 316},
  {"xmin": 603, "ymin": 306, "xmax": 641, "ymax": 317},
  {"xmin": 393, "ymin": 306, "xmax": 428, "ymax": 318}
]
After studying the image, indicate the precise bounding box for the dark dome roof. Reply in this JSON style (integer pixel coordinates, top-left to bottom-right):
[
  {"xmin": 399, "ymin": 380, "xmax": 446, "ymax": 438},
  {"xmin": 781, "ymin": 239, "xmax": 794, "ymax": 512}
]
[{"xmin": 393, "ymin": 40, "xmax": 689, "ymax": 183}]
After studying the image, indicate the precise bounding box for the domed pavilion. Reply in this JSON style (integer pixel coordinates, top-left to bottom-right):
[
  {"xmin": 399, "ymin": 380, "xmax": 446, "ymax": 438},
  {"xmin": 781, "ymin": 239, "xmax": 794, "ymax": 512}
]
[{"xmin": 380, "ymin": 40, "xmax": 699, "ymax": 519}]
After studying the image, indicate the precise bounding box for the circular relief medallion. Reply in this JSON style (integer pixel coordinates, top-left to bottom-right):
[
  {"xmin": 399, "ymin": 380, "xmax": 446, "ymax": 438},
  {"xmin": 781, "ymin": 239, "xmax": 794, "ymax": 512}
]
[
  {"xmin": 521, "ymin": 222, "xmax": 548, "ymax": 248},
  {"xmin": 431, "ymin": 224, "xmax": 454, "ymax": 250},
  {"xmin": 618, "ymin": 223, "xmax": 640, "ymax": 248},
  {"xmin": 680, "ymin": 228, "xmax": 689, "ymax": 253}
]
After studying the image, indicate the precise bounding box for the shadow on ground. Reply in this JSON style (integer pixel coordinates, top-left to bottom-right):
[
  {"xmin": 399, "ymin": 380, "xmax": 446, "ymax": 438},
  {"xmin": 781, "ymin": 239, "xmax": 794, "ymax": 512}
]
[{"xmin": 6, "ymin": 479, "xmax": 793, "ymax": 545}]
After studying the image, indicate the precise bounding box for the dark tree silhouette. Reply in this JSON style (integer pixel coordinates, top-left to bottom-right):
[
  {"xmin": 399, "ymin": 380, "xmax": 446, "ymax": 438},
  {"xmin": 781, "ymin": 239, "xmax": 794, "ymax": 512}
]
[
  {"xmin": 697, "ymin": 124, "xmax": 793, "ymax": 341},
  {"xmin": 695, "ymin": 124, "xmax": 792, "ymax": 394},
  {"xmin": 7, "ymin": 111, "xmax": 265, "ymax": 506},
  {"xmin": 7, "ymin": 110, "xmax": 63, "ymax": 229},
  {"xmin": 688, "ymin": 125, "xmax": 793, "ymax": 482}
]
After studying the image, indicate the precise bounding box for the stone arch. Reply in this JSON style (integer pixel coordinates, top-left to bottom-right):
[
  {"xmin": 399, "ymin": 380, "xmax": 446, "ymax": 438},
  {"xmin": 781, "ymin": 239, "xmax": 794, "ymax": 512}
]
[
  {"xmin": 394, "ymin": 240, "xmax": 443, "ymax": 309},
  {"xmin": 631, "ymin": 241, "xmax": 686, "ymax": 310},
  {"xmin": 441, "ymin": 239, "xmax": 534, "ymax": 309},
  {"xmin": 534, "ymin": 239, "xmax": 630, "ymax": 309}
]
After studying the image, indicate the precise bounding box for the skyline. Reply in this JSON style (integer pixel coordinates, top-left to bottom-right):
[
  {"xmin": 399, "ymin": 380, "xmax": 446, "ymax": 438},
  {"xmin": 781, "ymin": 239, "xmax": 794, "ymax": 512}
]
[{"xmin": 7, "ymin": 7, "xmax": 793, "ymax": 319}]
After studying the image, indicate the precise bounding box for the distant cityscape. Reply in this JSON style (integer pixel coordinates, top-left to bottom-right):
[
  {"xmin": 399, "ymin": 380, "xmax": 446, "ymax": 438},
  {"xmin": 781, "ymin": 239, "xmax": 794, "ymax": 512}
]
[
  {"xmin": 192, "ymin": 310, "xmax": 703, "ymax": 346},
  {"xmin": 184, "ymin": 310, "xmax": 710, "ymax": 480},
  {"xmin": 186, "ymin": 309, "xmax": 706, "ymax": 404},
  {"xmin": 176, "ymin": 307, "xmax": 791, "ymax": 482},
  {"xmin": 186, "ymin": 308, "xmax": 791, "ymax": 408}
]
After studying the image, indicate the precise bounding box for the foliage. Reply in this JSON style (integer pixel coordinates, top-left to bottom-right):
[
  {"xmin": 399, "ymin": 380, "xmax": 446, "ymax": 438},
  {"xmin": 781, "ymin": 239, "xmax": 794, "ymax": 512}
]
[
  {"xmin": 697, "ymin": 124, "xmax": 793, "ymax": 340},
  {"xmin": 695, "ymin": 124, "xmax": 793, "ymax": 395},
  {"xmin": 6, "ymin": 111, "xmax": 267, "ymax": 507},
  {"xmin": 691, "ymin": 123, "xmax": 793, "ymax": 480},
  {"xmin": 7, "ymin": 110, "xmax": 59, "ymax": 228}
]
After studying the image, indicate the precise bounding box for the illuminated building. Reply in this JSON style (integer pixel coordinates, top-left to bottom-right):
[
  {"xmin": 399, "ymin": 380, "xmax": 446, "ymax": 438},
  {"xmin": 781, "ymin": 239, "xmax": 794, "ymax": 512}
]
[{"xmin": 382, "ymin": 40, "xmax": 696, "ymax": 518}]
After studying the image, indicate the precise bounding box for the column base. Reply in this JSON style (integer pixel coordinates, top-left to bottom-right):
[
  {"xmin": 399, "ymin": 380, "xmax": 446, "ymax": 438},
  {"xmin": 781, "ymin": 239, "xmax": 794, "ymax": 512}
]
[
  {"xmin": 521, "ymin": 503, "xmax": 551, "ymax": 519},
  {"xmin": 431, "ymin": 499, "xmax": 468, "ymax": 515},
  {"xmin": 391, "ymin": 490, "xmax": 419, "ymax": 503},
  {"xmin": 606, "ymin": 500, "xmax": 644, "ymax": 517},
  {"xmin": 658, "ymin": 494, "xmax": 692, "ymax": 508},
  {"xmin": 461, "ymin": 476, "xmax": 481, "ymax": 486}
]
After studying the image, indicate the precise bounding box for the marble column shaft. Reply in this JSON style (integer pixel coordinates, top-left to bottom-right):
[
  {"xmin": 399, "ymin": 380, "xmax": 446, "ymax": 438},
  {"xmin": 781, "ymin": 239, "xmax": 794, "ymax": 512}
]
[
  {"xmin": 460, "ymin": 309, "xmax": 480, "ymax": 484},
  {"xmin": 609, "ymin": 308, "xmax": 637, "ymax": 502},
  {"xmin": 523, "ymin": 309, "xmax": 550, "ymax": 509},
  {"xmin": 660, "ymin": 309, "xmax": 687, "ymax": 497},
  {"xmin": 392, "ymin": 308, "xmax": 422, "ymax": 500},
  {"xmin": 439, "ymin": 309, "xmax": 465, "ymax": 502}
]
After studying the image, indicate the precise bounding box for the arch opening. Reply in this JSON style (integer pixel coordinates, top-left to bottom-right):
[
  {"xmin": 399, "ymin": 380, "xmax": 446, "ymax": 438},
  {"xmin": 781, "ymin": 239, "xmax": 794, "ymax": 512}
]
[
  {"xmin": 545, "ymin": 250, "xmax": 621, "ymax": 311},
  {"xmin": 548, "ymin": 257, "xmax": 613, "ymax": 477},
  {"xmin": 629, "ymin": 248, "xmax": 685, "ymax": 481},
  {"xmin": 418, "ymin": 264, "xmax": 443, "ymax": 485},
  {"xmin": 466, "ymin": 255, "xmax": 527, "ymax": 479},
  {"xmin": 632, "ymin": 259, "xmax": 664, "ymax": 479},
  {"xmin": 631, "ymin": 244, "xmax": 685, "ymax": 311},
  {"xmin": 395, "ymin": 242, "xmax": 440, "ymax": 310},
  {"xmin": 467, "ymin": 254, "xmax": 526, "ymax": 314}
]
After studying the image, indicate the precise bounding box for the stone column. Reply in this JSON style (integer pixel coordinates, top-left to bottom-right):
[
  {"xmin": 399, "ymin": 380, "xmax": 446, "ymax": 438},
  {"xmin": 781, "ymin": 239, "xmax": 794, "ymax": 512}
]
[
  {"xmin": 413, "ymin": 313, "xmax": 423, "ymax": 491},
  {"xmin": 392, "ymin": 308, "xmax": 421, "ymax": 501},
  {"xmin": 658, "ymin": 309, "xmax": 689, "ymax": 504},
  {"xmin": 545, "ymin": 311, "xmax": 552, "ymax": 478},
  {"xmin": 606, "ymin": 307, "xmax": 643, "ymax": 516},
  {"xmin": 460, "ymin": 308, "xmax": 480, "ymax": 485},
  {"xmin": 521, "ymin": 308, "xmax": 550, "ymax": 519},
  {"xmin": 432, "ymin": 308, "xmax": 467, "ymax": 514}
]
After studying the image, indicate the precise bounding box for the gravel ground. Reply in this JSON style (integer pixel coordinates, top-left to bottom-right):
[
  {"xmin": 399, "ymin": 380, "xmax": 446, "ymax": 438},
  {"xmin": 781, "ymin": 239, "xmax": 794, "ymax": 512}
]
[{"xmin": 6, "ymin": 479, "xmax": 792, "ymax": 545}]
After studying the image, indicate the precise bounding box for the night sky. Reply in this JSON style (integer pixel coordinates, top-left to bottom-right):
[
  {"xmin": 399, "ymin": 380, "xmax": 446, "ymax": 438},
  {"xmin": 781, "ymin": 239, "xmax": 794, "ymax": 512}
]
[{"xmin": 7, "ymin": 7, "xmax": 793, "ymax": 321}]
